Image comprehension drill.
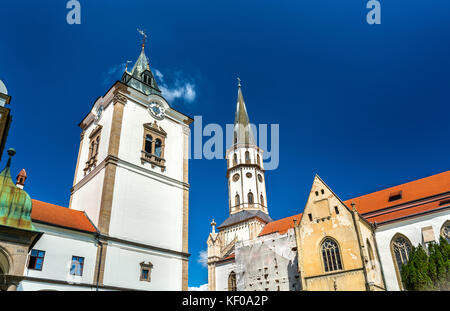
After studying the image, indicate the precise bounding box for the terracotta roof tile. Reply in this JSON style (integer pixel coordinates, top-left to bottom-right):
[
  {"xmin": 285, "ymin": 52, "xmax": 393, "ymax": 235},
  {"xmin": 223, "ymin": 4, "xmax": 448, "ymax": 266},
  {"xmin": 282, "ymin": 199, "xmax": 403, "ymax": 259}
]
[
  {"xmin": 31, "ymin": 200, "xmax": 97, "ymax": 233},
  {"xmin": 344, "ymin": 170, "xmax": 450, "ymax": 215},
  {"xmin": 364, "ymin": 199, "xmax": 450, "ymax": 224},
  {"xmin": 258, "ymin": 171, "xmax": 450, "ymax": 234},
  {"xmin": 218, "ymin": 253, "xmax": 235, "ymax": 263},
  {"xmin": 258, "ymin": 213, "xmax": 302, "ymax": 237}
]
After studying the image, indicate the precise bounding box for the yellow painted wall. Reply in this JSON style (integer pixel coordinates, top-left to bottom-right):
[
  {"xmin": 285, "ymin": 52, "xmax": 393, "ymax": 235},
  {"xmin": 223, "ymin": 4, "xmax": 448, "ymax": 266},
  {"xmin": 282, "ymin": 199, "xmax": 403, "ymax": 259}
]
[{"xmin": 295, "ymin": 176, "xmax": 385, "ymax": 291}]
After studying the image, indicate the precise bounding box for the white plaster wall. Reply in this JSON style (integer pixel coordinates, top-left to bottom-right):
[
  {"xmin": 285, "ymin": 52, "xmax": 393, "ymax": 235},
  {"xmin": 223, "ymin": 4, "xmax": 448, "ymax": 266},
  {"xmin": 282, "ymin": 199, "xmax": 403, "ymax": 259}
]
[
  {"xmin": 19, "ymin": 280, "xmax": 96, "ymax": 291},
  {"xmin": 375, "ymin": 210, "xmax": 450, "ymax": 291},
  {"xmin": 102, "ymin": 241, "xmax": 182, "ymax": 290},
  {"xmin": 222, "ymin": 223, "xmax": 251, "ymax": 246},
  {"xmin": 117, "ymin": 99, "xmax": 184, "ymax": 182},
  {"xmin": 22, "ymin": 224, "xmax": 97, "ymax": 286},
  {"xmin": 215, "ymin": 261, "xmax": 236, "ymax": 291},
  {"xmin": 70, "ymin": 169, "xmax": 105, "ymax": 226},
  {"xmin": 227, "ymin": 146, "xmax": 267, "ymax": 212},
  {"xmin": 108, "ymin": 165, "xmax": 183, "ymax": 251}
]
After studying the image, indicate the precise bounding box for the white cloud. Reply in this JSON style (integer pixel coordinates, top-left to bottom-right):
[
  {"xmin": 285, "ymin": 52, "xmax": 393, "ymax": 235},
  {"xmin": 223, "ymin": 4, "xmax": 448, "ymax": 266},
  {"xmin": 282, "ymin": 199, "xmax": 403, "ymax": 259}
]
[
  {"xmin": 188, "ymin": 284, "xmax": 209, "ymax": 291},
  {"xmin": 154, "ymin": 69, "xmax": 196, "ymax": 103},
  {"xmin": 103, "ymin": 65, "xmax": 196, "ymax": 104},
  {"xmin": 197, "ymin": 249, "xmax": 208, "ymax": 268}
]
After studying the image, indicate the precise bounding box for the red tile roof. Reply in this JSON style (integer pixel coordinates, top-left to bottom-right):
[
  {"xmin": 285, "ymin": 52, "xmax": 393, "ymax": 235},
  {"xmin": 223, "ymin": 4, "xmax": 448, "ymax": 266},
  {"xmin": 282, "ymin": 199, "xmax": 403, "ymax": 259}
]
[
  {"xmin": 31, "ymin": 200, "xmax": 97, "ymax": 233},
  {"xmin": 364, "ymin": 199, "xmax": 450, "ymax": 224},
  {"xmin": 344, "ymin": 170, "xmax": 450, "ymax": 215},
  {"xmin": 258, "ymin": 171, "xmax": 450, "ymax": 233},
  {"xmin": 258, "ymin": 213, "xmax": 302, "ymax": 237}
]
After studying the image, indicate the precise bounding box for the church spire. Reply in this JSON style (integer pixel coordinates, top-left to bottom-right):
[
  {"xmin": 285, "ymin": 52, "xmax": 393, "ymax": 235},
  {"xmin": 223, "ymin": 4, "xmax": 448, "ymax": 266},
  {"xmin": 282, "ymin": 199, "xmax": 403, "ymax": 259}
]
[
  {"xmin": 233, "ymin": 78, "xmax": 256, "ymax": 146},
  {"xmin": 121, "ymin": 30, "xmax": 161, "ymax": 95}
]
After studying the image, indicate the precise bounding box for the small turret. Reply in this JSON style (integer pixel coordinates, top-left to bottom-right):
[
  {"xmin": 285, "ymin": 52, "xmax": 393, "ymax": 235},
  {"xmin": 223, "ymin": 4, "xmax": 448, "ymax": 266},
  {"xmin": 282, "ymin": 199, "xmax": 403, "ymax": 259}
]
[{"xmin": 16, "ymin": 169, "xmax": 27, "ymax": 189}]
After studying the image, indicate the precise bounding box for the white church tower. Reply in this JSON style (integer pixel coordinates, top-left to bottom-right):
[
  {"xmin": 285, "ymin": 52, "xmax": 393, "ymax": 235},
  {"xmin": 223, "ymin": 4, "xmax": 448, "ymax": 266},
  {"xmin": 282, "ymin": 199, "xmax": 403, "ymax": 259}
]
[
  {"xmin": 207, "ymin": 80, "xmax": 272, "ymax": 290},
  {"xmin": 69, "ymin": 36, "xmax": 192, "ymax": 290}
]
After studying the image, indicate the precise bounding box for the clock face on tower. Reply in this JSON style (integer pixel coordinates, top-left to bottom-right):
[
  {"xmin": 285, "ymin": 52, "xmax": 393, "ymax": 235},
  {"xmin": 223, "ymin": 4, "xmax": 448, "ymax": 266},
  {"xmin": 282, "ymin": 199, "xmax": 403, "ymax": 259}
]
[{"xmin": 148, "ymin": 101, "xmax": 165, "ymax": 120}]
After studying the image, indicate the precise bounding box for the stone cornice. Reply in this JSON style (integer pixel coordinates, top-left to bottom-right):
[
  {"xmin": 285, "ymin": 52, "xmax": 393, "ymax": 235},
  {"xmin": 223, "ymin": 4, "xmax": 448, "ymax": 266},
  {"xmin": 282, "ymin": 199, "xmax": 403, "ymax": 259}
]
[{"xmin": 71, "ymin": 155, "xmax": 189, "ymax": 195}]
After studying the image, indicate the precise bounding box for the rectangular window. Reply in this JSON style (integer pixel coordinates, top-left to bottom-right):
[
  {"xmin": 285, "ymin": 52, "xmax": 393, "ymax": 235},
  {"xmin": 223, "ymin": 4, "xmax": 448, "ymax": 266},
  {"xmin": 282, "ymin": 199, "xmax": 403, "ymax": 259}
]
[
  {"xmin": 28, "ymin": 249, "xmax": 45, "ymax": 271},
  {"xmin": 70, "ymin": 256, "xmax": 85, "ymax": 276},
  {"xmin": 334, "ymin": 206, "xmax": 339, "ymax": 214},
  {"xmin": 140, "ymin": 262, "xmax": 153, "ymax": 282},
  {"xmin": 141, "ymin": 268, "xmax": 149, "ymax": 280}
]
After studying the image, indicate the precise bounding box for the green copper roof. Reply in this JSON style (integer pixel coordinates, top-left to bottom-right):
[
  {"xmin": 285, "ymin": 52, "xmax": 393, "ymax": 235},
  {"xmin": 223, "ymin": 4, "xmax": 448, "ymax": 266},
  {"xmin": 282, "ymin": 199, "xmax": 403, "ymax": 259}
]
[{"xmin": 0, "ymin": 149, "xmax": 36, "ymax": 231}]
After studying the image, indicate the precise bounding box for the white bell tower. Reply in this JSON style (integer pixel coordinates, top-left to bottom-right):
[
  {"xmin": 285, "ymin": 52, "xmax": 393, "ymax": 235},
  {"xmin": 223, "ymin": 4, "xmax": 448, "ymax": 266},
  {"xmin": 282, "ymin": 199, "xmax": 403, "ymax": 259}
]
[{"xmin": 226, "ymin": 80, "xmax": 268, "ymax": 215}]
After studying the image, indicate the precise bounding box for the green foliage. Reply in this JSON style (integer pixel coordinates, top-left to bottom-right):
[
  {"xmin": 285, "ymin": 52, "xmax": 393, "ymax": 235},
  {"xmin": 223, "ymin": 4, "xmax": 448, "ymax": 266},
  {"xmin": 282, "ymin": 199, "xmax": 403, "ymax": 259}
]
[{"xmin": 401, "ymin": 236, "xmax": 450, "ymax": 291}]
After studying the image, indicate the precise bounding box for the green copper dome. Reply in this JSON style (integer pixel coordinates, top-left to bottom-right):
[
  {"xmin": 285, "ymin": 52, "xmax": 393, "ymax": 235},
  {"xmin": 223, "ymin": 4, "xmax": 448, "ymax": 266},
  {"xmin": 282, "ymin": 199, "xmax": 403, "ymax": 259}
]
[{"xmin": 0, "ymin": 149, "xmax": 36, "ymax": 231}]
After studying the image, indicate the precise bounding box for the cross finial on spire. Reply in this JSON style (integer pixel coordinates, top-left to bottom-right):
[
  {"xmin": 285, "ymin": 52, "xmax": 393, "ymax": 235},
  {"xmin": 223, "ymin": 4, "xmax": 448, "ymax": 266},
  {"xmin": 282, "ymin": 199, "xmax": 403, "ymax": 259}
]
[
  {"xmin": 137, "ymin": 28, "xmax": 148, "ymax": 49},
  {"xmin": 237, "ymin": 77, "xmax": 241, "ymax": 87}
]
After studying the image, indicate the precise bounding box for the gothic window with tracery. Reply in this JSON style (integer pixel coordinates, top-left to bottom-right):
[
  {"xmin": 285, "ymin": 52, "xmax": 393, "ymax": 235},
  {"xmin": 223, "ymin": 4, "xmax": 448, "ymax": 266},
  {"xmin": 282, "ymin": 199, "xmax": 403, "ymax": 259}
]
[
  {"xmin": 392, "ymin": 235, "xmax": 412, "ymax": 275},
  {"xmin": 321, "ymin": 238, "xmax": 343, "ymax": 272},
  {"xmin": 441, "ymin": 221, "xmax": 450, "ymax": 243}
]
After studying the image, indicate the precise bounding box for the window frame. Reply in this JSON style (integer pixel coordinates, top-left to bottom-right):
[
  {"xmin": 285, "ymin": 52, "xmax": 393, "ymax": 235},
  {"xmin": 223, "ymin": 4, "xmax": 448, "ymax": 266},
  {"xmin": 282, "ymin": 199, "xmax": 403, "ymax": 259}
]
[
  {"xmin": 70, "ymin": 255, "xmax": 85, "ymax": 276},
  {"xmin": 140, "ymin": 261, "xmax": 154, "ymax": 282},
  {"xmin": 320, "ymin": 237, "xmax": 343, "ymax": 273},
  {"xmin": 27, "ymin": 249, "xmax": 46, "ymax": 271},
  {"xmin": 390, "ymin": 233, "xmax": 412, "ymax": 290},
  {"xmin": 228, "ymin": 271, "xmax": 237, "ymax": 291},
  {"xmin": 441, "ymin": 220, "xmax": 450, "ymax": 243}
]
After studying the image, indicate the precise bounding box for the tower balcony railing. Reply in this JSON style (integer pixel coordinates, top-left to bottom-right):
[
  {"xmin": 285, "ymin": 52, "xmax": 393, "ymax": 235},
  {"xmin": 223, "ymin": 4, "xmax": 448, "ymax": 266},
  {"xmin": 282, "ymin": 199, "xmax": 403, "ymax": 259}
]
[{"xmin": 141, "ymin": 150, "xmax": 166, "ymax": 172}]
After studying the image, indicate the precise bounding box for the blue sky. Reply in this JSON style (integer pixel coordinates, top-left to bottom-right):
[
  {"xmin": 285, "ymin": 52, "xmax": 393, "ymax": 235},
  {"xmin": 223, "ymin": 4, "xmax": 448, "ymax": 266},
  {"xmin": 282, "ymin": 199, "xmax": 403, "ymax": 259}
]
[{"xmin": 1, "ymin": 1, "xmax": 450, "ymax": 288}]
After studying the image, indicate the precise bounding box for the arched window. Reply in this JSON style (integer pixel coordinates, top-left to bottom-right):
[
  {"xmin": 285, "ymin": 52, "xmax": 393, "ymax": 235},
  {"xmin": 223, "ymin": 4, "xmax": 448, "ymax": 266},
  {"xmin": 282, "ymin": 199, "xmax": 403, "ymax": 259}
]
[
  {"xmin": 154, "ymin": 139, "xmax": 162, "ymax": 158},
  {"xmin": 441, "ymin": 221, "xmax": 450, "ymax": 243},
  {"xmin": 367, "ymin": 239, "xmax": 376, "ymax": 269},
  {"xmin": 228, "ymin": 271, "xmax": 237, "ymax": 291},
  {"xmin": 260, "ymin": 194, "xmax": 265, "ymax": 207},
  {"xmin": 95, "ymin": 136, "xmax": 100, "ymax": 154},
  {"xmin": 233, "ymin": 153, "xmax": 238, "ymax": 166},
  {"xmin": 235, "ymin": 194, "xmax": 240, "ymax": 206},
  {"xmin": 391, "ymin": 234, "xmax": 412, "ymax": 287},
  {"xmin": 145, "ymin": 135, "xmax": 153, "ymax": 154},
  {"xmin": 245, "ymin": 151, "xmax": 250, "ymax": 164},
  {"xmin": 321, "ymin": 238, "xmax": 343, "ymax": 272},
  {"xmin": 248, "ymin": 192, "xmax": 254, "ymax": 204},
  {"xmin": 367, "ymin": 239, "xmax": 375, "ymax": 262},
  {"xmin": 0, "ymin": 248, "xmax": 9, "ymax": 276},
  {"xmin": 257, "ymin": 154, "xmax": 261, "ymax": 167}
]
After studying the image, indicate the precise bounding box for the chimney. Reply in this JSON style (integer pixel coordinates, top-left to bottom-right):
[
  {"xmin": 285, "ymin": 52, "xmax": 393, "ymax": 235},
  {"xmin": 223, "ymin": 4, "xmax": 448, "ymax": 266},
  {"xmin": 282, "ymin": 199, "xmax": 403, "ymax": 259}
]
[{"xmin": 16, "ymin": 168, "xmax": 27, "ymax": 189}]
